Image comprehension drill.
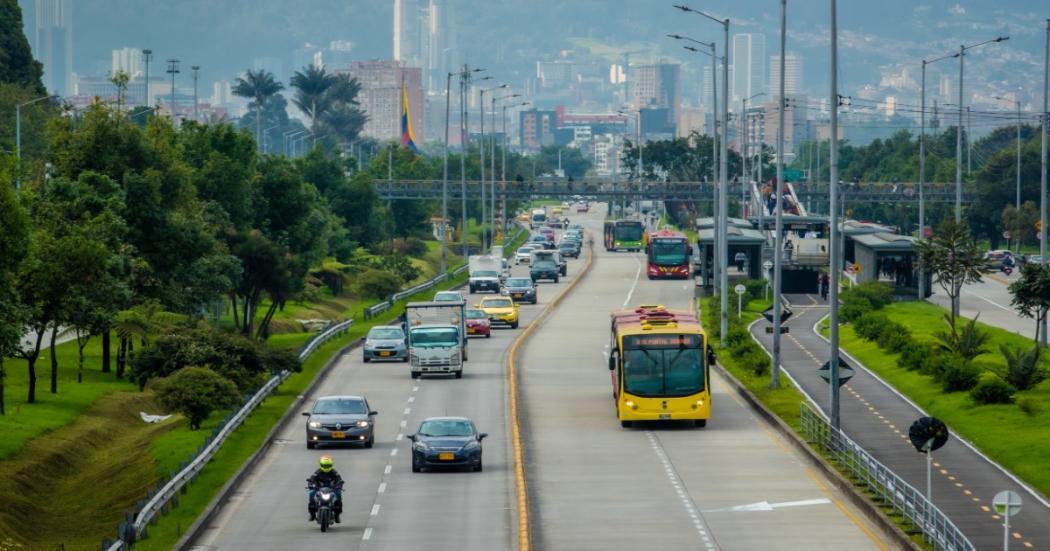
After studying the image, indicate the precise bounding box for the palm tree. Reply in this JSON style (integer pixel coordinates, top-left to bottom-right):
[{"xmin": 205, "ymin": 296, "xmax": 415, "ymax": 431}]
[
  {"xmin": 290, "ymin": 64, "xmax": 337, "ymax": 130},
  {"xmin": 232, "ymin": 69, "xmax": 285, "ymax": 148}
]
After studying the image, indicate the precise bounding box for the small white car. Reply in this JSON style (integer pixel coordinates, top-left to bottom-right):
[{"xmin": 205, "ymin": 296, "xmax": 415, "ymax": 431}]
[{"xmin": 515, "ymin": 244, "xmax": 541, "ymax": 265}]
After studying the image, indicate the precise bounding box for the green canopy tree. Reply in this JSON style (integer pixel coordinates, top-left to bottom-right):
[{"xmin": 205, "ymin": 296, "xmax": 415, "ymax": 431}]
[
  {"xmin": 290, "ymin": 66, "xmax": 366, "ymax": 150},
  {"xmin": 1009, "ymin": 262, "xmax": 1050, "ymax": 345},
  {"xmin": 916, "ymin": 220, "xmax": 984, "ymax": 326},
  {"xmin": 0, "ymin": 158, "xmax": 29, "ymax": 414},
  {"xmin": 0, "ymin": 0, "xmax": 44, "ymax": 94},
  {"xmin": 231, "ymin": 69, "xmax": 285, "ymax": 147}
]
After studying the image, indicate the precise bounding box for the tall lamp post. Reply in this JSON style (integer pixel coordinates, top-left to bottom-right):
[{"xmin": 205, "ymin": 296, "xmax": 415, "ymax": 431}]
[
  {"xmin": 1041, "ymin": 19, "xmax": 1049, "ymax": 346},
  {"xmin": 15, "ymin": 94, "xmax": 58, "ymax": 194},
  {"xmin": 479, "ymin": 82, "xmax": 506, "ymax": 251},
  {"xmin": 742, "ymin": 93, "xmax": 766, "ymax": 216},
  {"xmin": 919, "ymin": 51, "xmax": 959, "ymax": 301},
  {"xmin": 191, "ymin": 65, "xmax": 200, "ymax": 122},
  {"xmin": 828, "ymin": 0, "xmax": 841, "ymax": 426},
  {"xmin": 143, "ymin": 49, "xmax": 153, "ymax": 108},
  {"xmin": 459, "ymin": 67, "xmax": 485, "ymax": 261},
  {"xmin": 442, "ymin": 67, "xmax": 483, "ymax": 273},
  {"xmin": 493, "ymin": 92, "xmax": 520, "ymax": 242},
  {"xmin": 954, "ymin": 36, "xmax": 1010, "ymax": 222},
  {"xmin": 771, "ymin": 0, "xmax": 786, "ymax": 387},
  {"xmin": 674, "ymin": 4, "xmax": 731, "ymax": 347},
  {"xmin": 503, "ymin": 101, "xmax": 531, "ymax": 237},
  {"xmin": 993, "ymin": 94, "xmax": 1023, "ymax": 228}
]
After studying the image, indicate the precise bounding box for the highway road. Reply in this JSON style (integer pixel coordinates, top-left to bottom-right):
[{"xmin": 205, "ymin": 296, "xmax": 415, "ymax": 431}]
[
  {"xmin": 190, "ymin": 224, "xmax": 590, "ymax": 551},
  {"xmin": 519, "ymin": 214, "xmax": 888, "ymax": 550}
]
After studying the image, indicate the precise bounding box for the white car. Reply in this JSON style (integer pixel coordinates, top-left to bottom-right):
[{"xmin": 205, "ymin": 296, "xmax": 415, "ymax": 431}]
[{"xmin": 515, "ymin": 245, "xmax": 541, "ymax": 265}]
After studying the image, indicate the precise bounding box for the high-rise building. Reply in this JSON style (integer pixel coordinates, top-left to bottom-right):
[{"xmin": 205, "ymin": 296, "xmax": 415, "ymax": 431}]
[
  {"xmin": 112, "ymin": 48, "xmax": 143, "ymax": 78},
  {"xmin": 769, "ymin": 53, "xmax": 803, "ymax": 97},
  {"xmin": 762, "ymin": 94, "xmax": 808, "ymax": 163},
  {"xmin": 519, "ymin": 109, "xmax": 557, "ymax": 151},
  {"xmin": 632, "ymin": 63, "xmax": 681, "ymax": 128},
  {"xmin": 339, "ymin": 60, "xmax": 424, "ymax": 143},
  {"xmin": 395, "ymin": 0, "xmax": 451, "ymax": 92},
  {"xmin": 732, "ymin": 33, "xmax": 766, "ymax": 105},
  {"xmin": 34, "ymin": 0, "xmax": 73, "ymax": 96}
]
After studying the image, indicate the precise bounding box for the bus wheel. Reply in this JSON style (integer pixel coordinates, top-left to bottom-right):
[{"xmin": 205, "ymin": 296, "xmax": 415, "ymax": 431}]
[
  {"xmin": 620, "ymin": 420, "xmax": 633, "ymax": 428},
  {"xmin": 694, "ymin": 420, "xmax": 707, "ymax": 428}
]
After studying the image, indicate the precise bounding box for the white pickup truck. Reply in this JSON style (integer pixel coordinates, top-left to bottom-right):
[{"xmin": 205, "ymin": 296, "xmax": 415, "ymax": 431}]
[{"xmin": 468, "ymin": 255, "xmax": 502, "ymax": 293}]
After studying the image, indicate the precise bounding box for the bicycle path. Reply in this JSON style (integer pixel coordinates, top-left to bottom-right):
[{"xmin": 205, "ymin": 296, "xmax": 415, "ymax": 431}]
[{"xmin": 749, "ymin": 293, "xmax": 1049, "ymax": 550}]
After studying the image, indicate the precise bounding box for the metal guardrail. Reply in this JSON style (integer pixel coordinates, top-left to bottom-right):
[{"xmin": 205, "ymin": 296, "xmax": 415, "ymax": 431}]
[
  {"xmin": 103, "ymin": 228, "xmax": 529, "ymax": 550},
  {"xmin": 102, "ymin": 319, "xmax": 354, "ymax": 551},
  {"xmin": 799, "ymin": 402, "xmax": 975, "ymax": 551}
]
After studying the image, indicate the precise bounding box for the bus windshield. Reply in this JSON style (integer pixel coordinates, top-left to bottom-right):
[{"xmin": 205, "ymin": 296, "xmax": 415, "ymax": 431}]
[
  {"xmin": 621, "ymin": 334, "xmax": 704, "ymax": 397},
  {"xmin": 649, "ymin": 239, "xmax": 687, "ymax": 265},
  {"xmin": 615, "ymin": 223, "xmax": 643, "ymax": 242}
]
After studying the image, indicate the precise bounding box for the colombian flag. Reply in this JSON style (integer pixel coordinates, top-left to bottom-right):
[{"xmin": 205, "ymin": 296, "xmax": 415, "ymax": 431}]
[{"xmin": 400, "ymin": 79, "xmax": 418, "ymax": 152}]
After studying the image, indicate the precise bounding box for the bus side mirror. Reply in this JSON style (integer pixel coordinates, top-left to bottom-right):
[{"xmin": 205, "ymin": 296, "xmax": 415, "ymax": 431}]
[
  {"xmin": 608, "ymin": 352, "xmax": 617, "ymax": 371},
  {"xmin": 687, "ymin": 246, "xmax": 694, "ymax": 256},
  {"xmin": 707, "ymin": 349, "xmax": 717, "ymax": 365}
]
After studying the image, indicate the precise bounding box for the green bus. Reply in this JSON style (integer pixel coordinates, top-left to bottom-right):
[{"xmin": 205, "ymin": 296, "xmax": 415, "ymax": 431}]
[{"xmin": 604, "ymin": 219, "xmax": 645, "ymax": 252}]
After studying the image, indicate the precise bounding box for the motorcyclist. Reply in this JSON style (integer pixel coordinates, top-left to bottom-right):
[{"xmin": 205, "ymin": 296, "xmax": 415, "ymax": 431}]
[
  {"xmin": 307, "ymin": 455, "xmax": 344, "ymax": 523},
  {"xmin": 1003, "ymin": 253, "xmax": 1016, "ymax": 273}
]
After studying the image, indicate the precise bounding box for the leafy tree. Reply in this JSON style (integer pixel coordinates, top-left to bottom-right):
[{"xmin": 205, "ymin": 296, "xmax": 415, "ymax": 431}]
[
  {"xmin": 1009, "ymin": 262, "xmax": 1050, "ymax": 344},
  {"xmin": 0, "ymin": 0, "xmax": 45, "ymax": 94},
  {"xmin": 996, "ymin": 345, "xmax": 1047, "ymax": 391},
  {"xmin": 934, "ymin": 314, "xmax": 988, "ymax": 360},
  {"xmin": 916, "ymin": 220, "xmax": 984, "ymax": 325},
  {"xmin": 232, "ymin": 69, "xmax": 285, "ymax": 147},
  {"xmin": 290, "ymin": 65, "xmax": 366, "ymax": 150},
  {"xmin": 153, "ymin": 367, "xmax": 240, "ymax": 430},
  {"xmin": 356, "ymin": 269, "xmax": 403, "ymax": 299},
  {"xmin": 110, "ymin": 70, "xmax": 131, "ymax": 114},
  {"xmin": 0, "ymin": 159, "xmax": 29, "ymax": 414}
]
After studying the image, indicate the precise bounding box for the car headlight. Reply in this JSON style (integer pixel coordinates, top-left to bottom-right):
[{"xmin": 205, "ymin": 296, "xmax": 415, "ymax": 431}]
[
  {"xmin": 356, "ymin": 420, "xmax": 370, "ymax": 428},
  {"xmin": 309, "ymin": 421, "xmax": 321, "ymax": 429},
  {"xmin": 412, "ymin": 442, "xmax": 429, "ymax": 451},
  {"xmin": 364, "ymin": 340, "xmax": 374, "ymax": 347},
  {"xmin": 462, "ymin": 440, "xmax": 481, "ymax": 451}
]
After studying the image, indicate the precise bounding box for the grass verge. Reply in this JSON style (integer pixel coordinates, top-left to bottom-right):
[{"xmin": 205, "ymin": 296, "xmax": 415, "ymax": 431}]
[{"xmin": 822, "ymin": 301, "xmax": 1050, "ymax": 498}]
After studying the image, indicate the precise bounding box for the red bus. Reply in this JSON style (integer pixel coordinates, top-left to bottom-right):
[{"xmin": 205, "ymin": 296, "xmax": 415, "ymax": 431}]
[{"xmin": 645, "ymin": 229, "xmax": 691, "ymax": 279}]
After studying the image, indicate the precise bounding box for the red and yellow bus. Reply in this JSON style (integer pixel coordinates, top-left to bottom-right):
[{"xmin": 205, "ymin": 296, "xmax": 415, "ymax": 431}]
[
  {"xmin": 645, "ymin": 228, "xmax": 691, "ymax": 279},
  {"xmin": 608, "ymin": 305, "xmax": 712, "ymax": 428}
]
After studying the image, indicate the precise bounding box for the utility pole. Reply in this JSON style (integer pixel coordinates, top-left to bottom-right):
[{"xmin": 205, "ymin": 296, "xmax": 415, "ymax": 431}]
[
  {"xmin": 460, "ymin": 66, "xmax": 469, "ymax": 261},
  {"xmin": 191, "ymin": 65, "xmax": 200, "ymax": 122},
  {"xmin": 828, "ymin": 0, "xmax": 842, "ymax": 427},
  {"xmin": 1041, "ymin": 19, "xmax": 1049, "ymax": 346},
  {"xmin": 772, "ymin": 0, "xmax": 787, "ymax": 387},
  {"xmin": 442, "ymin": 71, "xmax": 453, "ymax": 273},
  {"xmin": 143, "ymin": 49, "xmax": 153, "ymax": 108},
  {"xmin": 167, "ymin": 59, "xmax": 180, "ymax": 123}
]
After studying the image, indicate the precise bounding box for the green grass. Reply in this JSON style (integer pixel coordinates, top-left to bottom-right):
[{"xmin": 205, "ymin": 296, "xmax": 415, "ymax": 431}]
[
  {"xmin": 824, "ymin": 301, "xmax": 1050, "ymax": 497},
  {"xmin": 701, "ymin": 296, "xmax": 807, "ymax": 429}
]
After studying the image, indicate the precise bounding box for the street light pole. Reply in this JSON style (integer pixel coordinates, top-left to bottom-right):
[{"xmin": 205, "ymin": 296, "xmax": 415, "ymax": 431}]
[
  {"xmin": 442, "ymin": 71, "xmax": 453, "ymax": 273},
  {"xmin": 1041, "ymin": 19, "xmax": 1049, "ymax": 346},
  {"xmin": 191, "ymin": 65, "xmax": 200, "ymax": 122},
  {"xmin": 772, "ymin": 0, "xmax": 786, "ymax": 387},
  {"xmin": 167, "ymin": 59, "xmax": 180, "ymax": 123},
  {"xmin": 742, "ymin": 93, "xmax": 766, "ymax": 217},
  {"xmin": 919, "ymin": 52, "xmax": 959, "ymax": 300},
  {"xmin": 828, "ymin": 0, "xmax": 841, "ymax": 427},
  {"xmin": 143, "ymin": 49, "xmax": 153, "ymax": 108}
]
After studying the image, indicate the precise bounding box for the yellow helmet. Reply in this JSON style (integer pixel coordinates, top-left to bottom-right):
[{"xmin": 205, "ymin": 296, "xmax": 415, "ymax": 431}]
[{"xmin": 319, "ymin": 455, "xmax": 334, "ymax": 473}]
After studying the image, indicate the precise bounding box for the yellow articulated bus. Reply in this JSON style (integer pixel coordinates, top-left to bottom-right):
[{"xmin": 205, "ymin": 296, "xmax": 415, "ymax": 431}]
[{"xmin": 608, "ymin": 305, "xmax": 713, "ymax": 428}]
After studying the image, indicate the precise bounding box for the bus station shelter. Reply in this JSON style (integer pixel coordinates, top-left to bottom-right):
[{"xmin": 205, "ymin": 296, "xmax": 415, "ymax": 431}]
[
  {"xmin": 847, "ymin": 232, "xmax": 930, "ymax": 298},
  {"xmin": 696, "ymin": 226, "xmax": 766, "ymax": 291}
]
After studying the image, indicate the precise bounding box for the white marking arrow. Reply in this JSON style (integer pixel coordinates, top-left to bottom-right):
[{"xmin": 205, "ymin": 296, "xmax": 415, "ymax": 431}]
[{"xmin": 706, "ymin": 498, "xmax": 831, "ymax": 512}]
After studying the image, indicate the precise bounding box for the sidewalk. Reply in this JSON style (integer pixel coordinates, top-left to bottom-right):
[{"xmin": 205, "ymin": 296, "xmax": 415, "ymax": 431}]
[{"xmin": 750, "ymin": 293, "xmax": 1049, "ymax": 550}]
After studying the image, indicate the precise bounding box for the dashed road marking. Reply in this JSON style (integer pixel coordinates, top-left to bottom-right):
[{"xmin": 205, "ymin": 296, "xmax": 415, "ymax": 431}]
[
  {"xmin": 370, "ymin": 504, "xmax": 381, "ymax": 516},
  {"xmin": 384, "ymin": 465, "xmax": 392, "ymax": 475},
  {"xmin": 646, "ymin": 431, "xmax": 718, "ymax": 549},
  {"xmin": 362, "ymin": 527, "xmax": 373, "ymax": 540},
  {"xmin": 377, "ymin": 482, "xmax": 386, "ymax": 494}
]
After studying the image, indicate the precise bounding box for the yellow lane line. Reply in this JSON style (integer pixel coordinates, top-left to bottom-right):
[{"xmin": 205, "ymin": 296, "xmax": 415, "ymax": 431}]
[{"xmin": 506, "ymin": 228, "xmax": 597, "ymax": 551}]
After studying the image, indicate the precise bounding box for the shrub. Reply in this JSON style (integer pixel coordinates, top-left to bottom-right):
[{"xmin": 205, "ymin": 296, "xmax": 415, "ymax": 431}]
[
  {"xmin": 1018, "ymin": 396, "xmax": 1043, "ymax": 417},
  {"xmin": 934, "ymin": 314, "xmax": 989, "ymax": 360},
  {"xmin": 153, "ymin": 367, "xmax": 241, "ymax": 430},
  {"xmin": 921, "ymin": 351, "xmax": 956, "ymax": 378},
  {"xmin": 403, "ymin": 236, "xmax": 429, "ymax": 257},
  {"xmin": 898, "ymin": 342, "xmax": 939, "ymax": 372},
  {"xmin": 853, "ymin": 312, "xmax": 890, "ymax": 341},
  {"xmin": 876, "ymin": 323, "xmax": 913, "ymax": 354},
  {"xmin": 724, "ymin": 328, "xmax": 750, "ymax": 348},
  {"xmin": 970, "ymin": 373, "xmax": 1016, "ymax": 405},
  {"xmin": 729, "ymin": 339, "xmax": 759, "ymax": 360},
  {"xmin": 356, "ymin": 268, "xmax": 404, "ymax": 299},
  {"xmin": 840, "ymin": 294, "xmax": 873, "ymax": 322},
  {"xmin": 744, "ymin": 279, "xmax": 768, "ymax": 303},
  {"xmin": 938, "ymin": 360, "xmax": 981, "ymax": 392},
  {"xmin": 844, "ymin": 281, "xmax": 894, "ymax": 310},
  {"xmin": 742, "ymin": 350, "xmax": 769, "ymax": 376},
  {"xmin": 997, "ymin": 344, "xmax": 1048, "ymax": 391}
]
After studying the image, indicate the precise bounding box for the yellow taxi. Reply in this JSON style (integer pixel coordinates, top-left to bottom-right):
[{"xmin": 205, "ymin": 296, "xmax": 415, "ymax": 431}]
[{"xmin": 475, "ymin": 296, "xmax": 519, "ymax": 329}]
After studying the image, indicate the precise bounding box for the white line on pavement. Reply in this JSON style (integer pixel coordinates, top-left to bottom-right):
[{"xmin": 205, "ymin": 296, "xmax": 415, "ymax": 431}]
[
  {"xmin": 403, "ymin": 408, "xmax": 411, "ymax": 415},
  {"xmin": 396, "ymin": 433, "xmax": 403, "ymax": 441},
  {"xmin": 362, "ymin": 527, "xmax": 373, "ymax": 540},
  {"xmin": 370, "ymin": 504, "xmax": 381, "ymax": 516},
  {"xmin": 623, "ymin": 256, "xmax": 642, "ymax": 307},
  {"xmin": 384, "ymin": 465, "xmax": 392, "ymax": 474},
  {"xmin": 390, "ymin": 449, "xmax": 398, "ymax": 456},
  {"xmin": 377, "ymin": 482, "xmax": 386, "ymax": 494},
  {"xmin": 962, "ymin": 289, "xmax": 1014, "ymax": 313},
  {"xmin": 408, "ymin": 396, "xmax": 415, "ymax": 403}
]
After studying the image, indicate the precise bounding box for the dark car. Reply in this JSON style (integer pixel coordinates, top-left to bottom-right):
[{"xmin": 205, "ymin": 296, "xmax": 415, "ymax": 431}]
[
  {"xmin": 409, "ymin": 416, "xmax": 487, "ymax": 472},
  {"xmin": 558, "ymin": 241, "xmax": 580, "ymax": 258},
  {"xmin": 502, "ymin": 277, "xmax": 538, "ymax": 304},
  {"xmin": 528, "ymin": 235, "xmax": 550, "ymax": 250},
  {"xmin": 303, "ymin": 395, "xmax": 378, "ymax": 449},
  {"xmin": 531, "ymin": 259, "xmax": 560, "ymax": 283}
]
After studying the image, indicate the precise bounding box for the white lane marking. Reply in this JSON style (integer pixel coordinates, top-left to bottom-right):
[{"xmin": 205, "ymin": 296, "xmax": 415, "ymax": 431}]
[
  {"xmin": 646, "ymin": 431, "xmax": 718, "ymax": 547},
  {"xmin": 400, "ymin": 419, "xmax": 407, "ymax": 427},
  {"xmin": 370, "ymin": 504, "xmax": 381, "ymax": 516},
  {"xmin": 623, "ymin": 256, "xmax": 642, "ymax": 307},
  {"xmin": 377, "ymin": 482, "xmax": 386, "ymax": 494},
  {"xmin": 362, "ymin": 527, "xmax": 373, "ymax": 540},
  {"xmin": 408, "ymin": 396, "xmax": 415, "ymax": 403},
  {"xmin": 412, "ymin": 385, "xmax": 419, "ymax": 392},
  {"xmin": 390, "ymin": 448, "xmax": 398, "ymax": 456},
  {"xmin": 403, "ymin": 407, "xmax": 411, "ymax": 415},
  {"xmin": 384, "ymin": 465, "xmax": 392, "ymax": 475},
  {"xmin": 396, "ymin": 433, "xmax": 403, "ymax": 441},
  {"xmin": 705, "ymin": 498, "xmax": 831, "ymax": 512},
  {"xmin": 962, "ymin": 289, "xmax": 1014, "ymax": 313}
]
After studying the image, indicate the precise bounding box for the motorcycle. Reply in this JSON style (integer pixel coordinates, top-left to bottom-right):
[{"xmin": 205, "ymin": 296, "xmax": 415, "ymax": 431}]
[
  {"xmin": 1001, "ymin": 264, "xmax": 1014, "ymax": 276},
  {"xmin": 307, "ymin": 482, "xmax": 343, "ymax": 532}
]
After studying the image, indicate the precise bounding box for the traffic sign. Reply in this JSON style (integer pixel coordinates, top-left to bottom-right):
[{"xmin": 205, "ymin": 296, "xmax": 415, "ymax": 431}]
[
  {"xmin": 763, "ymin": 260, "xmax": 773, "ymax": 271},
  {"xmin": 1003, "ymin": 230, "xmax": 1012, "ymax": 240},
  {"xmin": 1037, "ymin": 220, "xmax": 1043, "ymax": 232},
  {"xmin": 993, "ymin": 490, "xmax": 1022, "ymax": 516},
  {"xmin": 734, "ymin": 284, "xmax": 747, "ymax": 295},
  {"xmin": 817, "ymin": 358, "xmax": 854, "ymax": 386},
  {"xmin": 762, "ymin": 305, "xmax": 793, "ymax": 323},
  {"xmin": 783, "ymin": 168, "xmax": 804, "ymax": 181},
  {"xmin": 850, "ymin": 263, "xmax": 861, "ymax": 274},
  {"xmin": 908, "ymin": 417, "xmax": 949, "ymax": 454}
]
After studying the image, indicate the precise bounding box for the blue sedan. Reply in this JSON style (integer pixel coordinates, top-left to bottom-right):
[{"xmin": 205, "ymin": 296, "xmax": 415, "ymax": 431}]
[
  {"xmin": 409, "ymin": 417, "xmax": 487, "ymax": 472},
  {"xmin": 363, "ymin": 326, "xmax": 408, "ymax": 362}
]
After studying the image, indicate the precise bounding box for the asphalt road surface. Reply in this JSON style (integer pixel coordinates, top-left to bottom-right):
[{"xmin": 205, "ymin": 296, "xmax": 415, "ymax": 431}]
[
  {"xmin": 191, "ymin": 225, "xmax": 589, "ymax": 551},
  {"xmin": 519, "ymin": 213, "xmax": 887, "ymax": 551}
]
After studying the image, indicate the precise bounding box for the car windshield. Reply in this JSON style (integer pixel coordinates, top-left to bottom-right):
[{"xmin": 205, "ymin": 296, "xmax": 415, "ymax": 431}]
[
  {"xmin": 506, "ymin": 278, "xmax": 532, "ymax": 287},
  {"xmin": 434, "ymin": 292, "xmax": 461, "ymax": 301},
  {"xmin": 410, "ymin": 327, "xmax": 459, "ymax": 346},
  {"xmin": 517, "ymin": 248, "xmax": 533, "ymax": 255},
  {"xmin": 465, "ymin": 309, "xmax": 487, "ymax": 319},
  {"xmin": 533, "ymin": 260, "xmax": 556, "ymax": 270},
  {"xmin": 313, "ymin": 398, "xmax": 367, "ymax": 415},
  {"xmin": 368, "ymin": 327, "xmax": 403, "ymax": 340},
  {"xmin": 474, "ymin": 270, "xmax": 499, "ymax": 277},
  {"xmin": 484, "ymin": 298, "xmax": 513, "ymax": 308},
  {"xmin": 418, "ymin": 419, "xmax": 474, "ymax": 437}
]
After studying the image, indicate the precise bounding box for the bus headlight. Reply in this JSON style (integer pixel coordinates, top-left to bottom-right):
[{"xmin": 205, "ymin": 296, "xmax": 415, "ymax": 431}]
[
  {"xmin": 695, "ymin": 399, "xmax": 705, "ymax": 408},
  {"xmin": 624, "ymin": 400, "xmax": 637, "ymax": 410}
]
